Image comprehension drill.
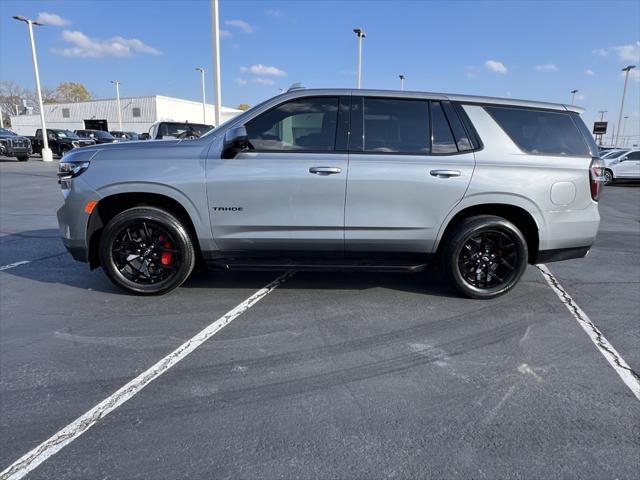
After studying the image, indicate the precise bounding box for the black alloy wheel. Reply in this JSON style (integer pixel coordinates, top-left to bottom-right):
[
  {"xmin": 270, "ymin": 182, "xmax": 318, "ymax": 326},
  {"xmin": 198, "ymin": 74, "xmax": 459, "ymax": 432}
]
[
  {"xmin": 442, "ymin": 215, "xmax": 528, "ymax": 299},
  {"xmin": 99, "ymin": 206, "xmax": 195, "ymax": 295}
]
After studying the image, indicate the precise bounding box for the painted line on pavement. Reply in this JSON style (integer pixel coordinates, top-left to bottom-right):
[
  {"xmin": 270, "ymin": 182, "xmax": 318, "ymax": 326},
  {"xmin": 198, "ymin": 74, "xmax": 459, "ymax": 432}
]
[
  {"xmin": 537, "ymin": 263, "xmax": 640, "ymax": 401},
  {"xmin": 0, "ymin": 261, "xmax": 30, "ymax": 272},
  {"xmin": 0, "ymin": 270, "xmax": 296, "ymax": 480}
]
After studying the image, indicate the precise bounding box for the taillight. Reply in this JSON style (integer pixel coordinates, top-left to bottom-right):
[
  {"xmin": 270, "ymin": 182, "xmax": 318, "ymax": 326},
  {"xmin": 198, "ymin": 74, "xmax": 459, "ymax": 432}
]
[{"xmin": 589, "ymin": 157, "xmax": 604, "ymax": 201}]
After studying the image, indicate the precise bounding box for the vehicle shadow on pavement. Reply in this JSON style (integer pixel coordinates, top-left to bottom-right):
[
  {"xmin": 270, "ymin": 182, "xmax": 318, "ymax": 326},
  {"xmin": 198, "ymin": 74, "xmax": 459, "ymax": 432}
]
[{"xmin": 3, "ymin": 229, "xmax": 458, "ymax": 297}]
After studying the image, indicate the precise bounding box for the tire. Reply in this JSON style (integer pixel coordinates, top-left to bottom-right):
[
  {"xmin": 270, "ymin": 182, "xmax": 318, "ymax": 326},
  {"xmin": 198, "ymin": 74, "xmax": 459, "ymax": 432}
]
[
  {"xmin": 99, "ymin": 206, "xmax": 196, "ymax": 295},
  {"xmin": 441, "ymin": 215, "xmax": 528, "ymax": 299},
  {"xmin": 603, "ymin": 169, "xmax": 614, "ymax": 185},
  {"xmin": 16, "ymin": 156, "xmax": 29, "ymax": 162}
]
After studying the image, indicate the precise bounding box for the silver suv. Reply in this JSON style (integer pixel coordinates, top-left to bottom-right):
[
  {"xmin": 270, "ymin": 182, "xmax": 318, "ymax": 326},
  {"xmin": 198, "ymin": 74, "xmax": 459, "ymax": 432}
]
[{"xmin": 57, "ymin": 88, "xmax": 603, "ymax": 298}]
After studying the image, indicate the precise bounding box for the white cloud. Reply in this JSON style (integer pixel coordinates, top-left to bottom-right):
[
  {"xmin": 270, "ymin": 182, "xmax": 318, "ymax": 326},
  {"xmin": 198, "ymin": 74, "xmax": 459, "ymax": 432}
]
[
  {"xmin": 265, "ymin": 9, "xmax": 282, "ymax": 17},
  {"xmin": 241, "ymin": 64, "xmax": 286, "ymax": 76},
  {"xmin": 593, "ymin": 42, "xmax": 640, "ymax": 62},
  {"xmin": 220, "ymin": 29, "xmax": 231, "ymax": 38},
  {"xmin": 585, "ymin": 69, "xmax": 595, "ymax": 76},
  {"xmin": 224, "ymin": 19, "xmax": 253, "ymax": 33},
  {"xmin": 235, "ymin": 77, "xmax": 248, "ymax": 86},
  {"xmin": 53, "ymin": 30, "xmax": 161, "ymax": 58},
  {"xmin": 35, "ymin": 12, "xmax": 70, "ymax": 26},
  {"xmin": 253, "ymin": 77, "xmax": 275, "ymax": 86},
  {"xmin": 535, "ymin": 63, "xmax": 558, "ymax": 72},
  {"xmin": 485, "ymin": 60, "xmax": 508, "ymax": 74}
]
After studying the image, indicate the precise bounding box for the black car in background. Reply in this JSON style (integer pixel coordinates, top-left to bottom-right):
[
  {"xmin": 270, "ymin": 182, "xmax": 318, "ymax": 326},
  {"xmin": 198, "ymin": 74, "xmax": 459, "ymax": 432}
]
[
  {"xmin": 110, "ymin": 131, "xmax": 140, "ymax": 141},
  {"xmin": 74, "ymin": 129, "xmax": 119, "ymax": 144},
  {"xmin": 0, "ymin": 128, "xmax": 32, "ymax": 161},
  {"xmin": 30, "ymin": 129, "xmax": 95, "ymax": 157},
  {"xmin": 149, "ymin": 121, "xmax": 213, "ymax": 140}
]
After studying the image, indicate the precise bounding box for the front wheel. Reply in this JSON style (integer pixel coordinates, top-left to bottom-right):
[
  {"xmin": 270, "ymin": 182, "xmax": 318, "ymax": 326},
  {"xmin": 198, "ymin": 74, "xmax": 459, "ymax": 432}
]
[
  {"xmin": 603, "ymin": 169, "xmax": 614, "ymax": 185},
  {"xmin": 16, "ymin": 156, "xmax": 29, "ymax": 162},
  {"xmin": 441, "ymin": 215, "xmax": 528, "ymax": 299},
  {"xmin": 99, "ymin": 206, "xmax": 196, "ymax": 295}
]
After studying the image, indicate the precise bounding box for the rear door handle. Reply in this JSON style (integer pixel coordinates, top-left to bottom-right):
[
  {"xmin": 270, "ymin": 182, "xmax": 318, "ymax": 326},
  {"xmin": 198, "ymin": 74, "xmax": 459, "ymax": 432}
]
[
  {"xmin": 430, "ymin": 169, "xmax": 461, "ymax": 178},
  {"xmin": 309, "ymin": 166, "xmax": 342, "ymax": 175}
]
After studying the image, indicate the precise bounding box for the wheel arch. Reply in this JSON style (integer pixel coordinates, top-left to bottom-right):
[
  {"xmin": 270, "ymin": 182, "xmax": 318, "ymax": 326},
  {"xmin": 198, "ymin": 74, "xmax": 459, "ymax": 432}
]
[
  {"xmin": 435, "ymin": 202, "xmax": 541, "ymax": 264},
  {"xmin": 87, "ymin": 192, "xmax": 204, "ymax": 270}
]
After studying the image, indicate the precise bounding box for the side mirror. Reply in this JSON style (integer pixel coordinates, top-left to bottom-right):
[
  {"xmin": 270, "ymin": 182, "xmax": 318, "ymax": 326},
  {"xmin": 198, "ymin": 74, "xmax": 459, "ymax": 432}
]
[
  {"xmin": 48, "ymin": 133, "xmax": 56, "ymax": 141},
  {"xmin": 222, "ymin": 126, "xmax": 248, "ymax": 159},
  {"xmin": 620, "ymin": 156, "xmax": 628, "ymax": 162}
]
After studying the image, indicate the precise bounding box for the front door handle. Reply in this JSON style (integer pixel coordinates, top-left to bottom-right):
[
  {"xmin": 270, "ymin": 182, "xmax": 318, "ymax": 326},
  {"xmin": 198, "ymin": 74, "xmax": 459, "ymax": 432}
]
[
  {"xmin": 430, "ymin": 169, "xmax": 461, "ymax": 178},
  {"xmin": 309, "ymin": 166, "xmax": 342, "ymax": 175}
]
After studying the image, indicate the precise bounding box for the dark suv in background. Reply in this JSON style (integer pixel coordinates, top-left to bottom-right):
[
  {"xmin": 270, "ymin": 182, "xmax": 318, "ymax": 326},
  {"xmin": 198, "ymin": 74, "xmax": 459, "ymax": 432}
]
[
  {"xmin": 75, "ymin": 129, "xmax": 119, "ymax": 144},
  {"xmin": 0, "ymin": 128, "xmax": 32, "ymax": 161}
]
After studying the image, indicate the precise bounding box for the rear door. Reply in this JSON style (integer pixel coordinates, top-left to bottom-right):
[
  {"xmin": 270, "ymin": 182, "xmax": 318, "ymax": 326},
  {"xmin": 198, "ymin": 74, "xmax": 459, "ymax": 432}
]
[
  {"xmin": 345, "ymin": 97, "xmax": 476, "ymax": 254},
  {"xmin": 206, "ymin": 95, "xmax": 349, "ymax": 253}
]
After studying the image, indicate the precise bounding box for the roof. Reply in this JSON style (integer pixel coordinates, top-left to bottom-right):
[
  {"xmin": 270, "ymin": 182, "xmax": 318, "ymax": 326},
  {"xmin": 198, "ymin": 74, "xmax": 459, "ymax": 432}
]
[{"xmin": 277, "ymin": 88, "xmax": 584, "ymax": 114}]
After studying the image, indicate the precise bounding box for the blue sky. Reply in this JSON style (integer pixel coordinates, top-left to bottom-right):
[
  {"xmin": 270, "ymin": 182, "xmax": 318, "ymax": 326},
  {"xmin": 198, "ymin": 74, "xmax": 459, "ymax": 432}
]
[{"xmin": 1, "ymin": 0, "xmax": 639, "ymax": 139}]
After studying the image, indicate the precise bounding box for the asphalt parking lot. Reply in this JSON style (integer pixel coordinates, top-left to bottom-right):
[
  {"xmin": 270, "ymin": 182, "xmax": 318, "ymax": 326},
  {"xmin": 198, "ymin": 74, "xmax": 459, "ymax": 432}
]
[{"xmin": 1, "ymin": 157, "xmax": 638, "ymax": 479}]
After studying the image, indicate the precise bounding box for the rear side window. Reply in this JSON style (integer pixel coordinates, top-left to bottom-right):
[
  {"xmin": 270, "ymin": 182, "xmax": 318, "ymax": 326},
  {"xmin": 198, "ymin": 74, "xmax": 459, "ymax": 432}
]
[
  {"xmin": 431, "ymin": 102, "xmax": 457, "ymax": 154},
  {"xmin": 363, "ymin": 98, "xmax": 429, "ymax": 153},
  {"xmin": 485, "ymin": 106, "xmax": 591, "ymax": 156}
]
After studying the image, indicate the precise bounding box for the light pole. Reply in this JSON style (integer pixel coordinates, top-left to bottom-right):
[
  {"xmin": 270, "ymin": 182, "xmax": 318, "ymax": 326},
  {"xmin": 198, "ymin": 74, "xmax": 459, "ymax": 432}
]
[
  {"xmin": 570, "ymin": 89, "xmax": 579, "ymax": 105},
  {"xmin": 211, "ymin": 0, "xmax": 222, "ymax": 126},
  {"xmin": 621, "ymin": 115, "xmax": 629, "ymax": 147},
  {"xmin": 110, "ymin": 80, "xmax": 122, "ymax": 131},
  {"xmin": 195, "ymin": 67, "xmax": 207, "ymax": 123},
  {"xmin": 13, "ymin": 16, "xmax": 52, "ymax": 162},
  {"xmin": 0, "ymin": 107, "xmax": 3, "ymax": 129},
  {"xmin": 399, "ymin": 74, "xmax": 405, "ymax": 91},
  {"xmin": 353, "ymin": 28, "xmax": 366, "ymax": 89},
  {"xmin": 615, "ymin": 65, "xmax": 636, "ymax": 146}
]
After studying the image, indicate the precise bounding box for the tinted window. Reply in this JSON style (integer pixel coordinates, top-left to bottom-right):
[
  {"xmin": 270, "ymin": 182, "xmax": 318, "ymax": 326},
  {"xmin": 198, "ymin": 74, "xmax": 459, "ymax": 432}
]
[
  {"xmin": 363, "ymin": 98, "xmax": 429, "ymax": 153},
  {"xmin": 431, "ymin": 102, "xmax": 457, "ymax": 154},
  {"xmin": 62, "ymin": 108, "xmax": 70, "ymax": 118},
  {"xmin": 132, "ymin": 107, "xmax": 141, "ymax": 118},
  {"xmin": 442, "ymin": 102, "xmax": 473, "ymax": 151},
  {"xmin": 246, "ymin": 97, "xmax": 339, "ymax": 151},
  {"xmin": 626, "ymin": 151, "xmax": 640, "ymax": 160},
  {"xmin": 570, "ymin": 112, "xmax": 599, "ymax": 156},
  {"xmin": 486, "ymin": 106, "xmax": 590, "ymax": 156}
]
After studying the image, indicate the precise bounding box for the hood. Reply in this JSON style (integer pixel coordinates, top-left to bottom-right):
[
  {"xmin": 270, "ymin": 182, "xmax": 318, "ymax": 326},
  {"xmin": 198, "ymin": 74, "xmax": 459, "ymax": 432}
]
[{"xmin": 76, "ymin": 138, "xmax": 183, "ymax": 154}]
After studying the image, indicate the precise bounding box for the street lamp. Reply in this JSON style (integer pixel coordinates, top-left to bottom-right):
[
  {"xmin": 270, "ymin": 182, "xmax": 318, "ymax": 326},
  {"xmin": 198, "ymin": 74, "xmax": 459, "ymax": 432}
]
[
  {"xmin": 211, "ymin": 0, "xmax": 222, "ymax": 126},
  {"xmin": 621, "ymin": 115, "xmax": 629, "ymax": 147},
  {"xmin": 615, "ymin": 65, "xmax": 636, "ymax": 146},
  {"xmin": 195, "ymin": 67, "xmax": 207, "ymax": 123},
  {"xmin": 570, "ymin": 89, "xmax": 579, "ymax": 105},
  {"xmin": 399, "ymin": 74, "xmax": 405, "ymax": 91},
  {"xmin": 110, "ymin": 80, "xmax": 122, "ymax": 131},
  {"xmin": 13, "ymin": 15, "xmax": 52, "ymax": 162},
  {"xmin": 353, "ymin": 28, "xmax": 366, "ymax": 89}
]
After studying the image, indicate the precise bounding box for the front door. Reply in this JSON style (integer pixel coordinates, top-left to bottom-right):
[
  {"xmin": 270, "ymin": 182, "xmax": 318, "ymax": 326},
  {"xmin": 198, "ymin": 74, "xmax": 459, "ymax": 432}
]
[
  {"xmin": 616, "ymin": 150, "xmax": 640, "ymax": 178},
  {"xmin": 206, "ymin": 96, "xmax": 348, "ymax": 254},
  {"xmin": 345, "ymin": 97, "xmax": 475, "ymax": 254}
]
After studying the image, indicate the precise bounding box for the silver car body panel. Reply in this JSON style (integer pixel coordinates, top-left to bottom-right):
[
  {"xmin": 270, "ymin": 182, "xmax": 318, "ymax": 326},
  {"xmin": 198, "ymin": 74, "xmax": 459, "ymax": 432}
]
[{"xmin": 56, "ymin": 88, "xmax": 600, "ymax": 265}]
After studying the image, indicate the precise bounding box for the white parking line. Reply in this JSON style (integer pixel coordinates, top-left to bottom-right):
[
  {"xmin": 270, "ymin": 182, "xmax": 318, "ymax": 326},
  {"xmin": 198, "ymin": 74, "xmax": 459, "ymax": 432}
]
[
  {"xmin": 537, "ymin": 263, "xmax": 640, "ymax": 401},
  {"xmin": 0, "ymin": 270, "xmax": 295, "ymax": 480},
  {"xmin": 0, "ymin": 260, "xmax": 30, "ymax": 272}
]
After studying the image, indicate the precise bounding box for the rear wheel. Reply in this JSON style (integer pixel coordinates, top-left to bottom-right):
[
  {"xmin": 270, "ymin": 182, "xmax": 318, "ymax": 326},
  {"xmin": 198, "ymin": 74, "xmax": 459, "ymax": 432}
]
[
  {"xmin": 441, "ymin": 215, "xmax": 528, "ymax": 299},
  {"xmin": 99, "ymin": 206, "xmax": 195, "ymax": 295}
]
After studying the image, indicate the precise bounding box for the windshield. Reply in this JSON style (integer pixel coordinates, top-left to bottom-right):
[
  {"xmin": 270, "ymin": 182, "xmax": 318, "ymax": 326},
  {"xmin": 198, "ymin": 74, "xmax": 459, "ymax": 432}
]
[
  {"xmin": 156, "ymin": 123, "xmax": 213, "ymax": 139},
  {"xmin": 53, "ymin": 130, "xmax": 79, "ymax": 139},
  {"xmin": 93, "ymin": 130, "xmax": 115, "ymax": 139},
  {"xmin": 0, "ymin": 128, "xmax": 16, "ymax": 136}
]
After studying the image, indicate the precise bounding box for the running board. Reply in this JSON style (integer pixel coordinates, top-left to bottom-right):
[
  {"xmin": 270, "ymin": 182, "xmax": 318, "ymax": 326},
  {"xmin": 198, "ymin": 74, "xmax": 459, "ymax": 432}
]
[{"xmin": 206, "ymin": 258, "xmax": 429, "ymax": 273}]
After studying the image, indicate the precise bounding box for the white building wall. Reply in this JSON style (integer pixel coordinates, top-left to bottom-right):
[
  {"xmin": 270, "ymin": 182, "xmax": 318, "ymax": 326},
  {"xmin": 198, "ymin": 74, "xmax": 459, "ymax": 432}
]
[{"xmin": 8, "ymin": 95, "xmax": 241, "ymax": 136}]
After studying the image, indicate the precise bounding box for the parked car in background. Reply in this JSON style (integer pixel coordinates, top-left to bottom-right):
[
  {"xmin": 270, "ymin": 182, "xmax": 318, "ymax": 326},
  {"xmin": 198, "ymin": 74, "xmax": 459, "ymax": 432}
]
[
  {"xmin": 601, "ymin": 148, "xmax": 629, "ymax": 159},
  {"xmin": 602, "ymin": 149, "xmax": 640, "ymax": 184},
  {"xmin": 57, "ymin": 88, "xmax": 603, "ymax": 298},
  {"xmin": 110, "ymin": 131, "xmax": 140, "ymax": 141},
  {"xmin": 0, "ymin": 128, "xmax": 32, "ymax": 161},
  {"xmin": 75, "ymin": 129, "xmax": 119, "ymax": 144},
  {"xmin": 148, "ymin": 121, "xmax": 213, "ymax": 140},
  {"xmin": 30, "ymin": 129, "xmax": 95, "ymax": 157},
  {"xmin": 138, "ymin": 133, "xmax": 150, "ymax": 140}
]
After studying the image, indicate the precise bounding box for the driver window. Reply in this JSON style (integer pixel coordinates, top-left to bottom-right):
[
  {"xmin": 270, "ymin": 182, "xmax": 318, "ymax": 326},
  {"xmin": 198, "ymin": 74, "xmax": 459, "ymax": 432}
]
[{"xmin": 245, "ymin": 97, "xmax": 339, "ymax": 152}]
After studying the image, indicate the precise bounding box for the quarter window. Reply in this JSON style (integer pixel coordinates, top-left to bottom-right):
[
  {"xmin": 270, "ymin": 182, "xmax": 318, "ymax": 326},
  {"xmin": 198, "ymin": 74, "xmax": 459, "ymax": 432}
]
[
  {"xmin": 431, "ymin": 102, "xmax": 457, "ymax": 154},
  {"xmin": 246, "ymin": 97, "xmax": 339, "ymax": 151},
  {"xmin": 363, "ymin": 98, "xmax": 429, "ymax": 153},
  {"xmin": 486, "ymin": 106, "xmax": 591, "ymax": 156}
]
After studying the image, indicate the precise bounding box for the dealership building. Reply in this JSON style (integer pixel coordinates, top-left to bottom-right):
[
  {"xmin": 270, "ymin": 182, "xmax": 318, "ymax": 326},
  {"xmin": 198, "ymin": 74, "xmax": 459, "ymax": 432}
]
[{"xmin": 8, "ymin": 95, "xmax": 243, "ymax": 136}]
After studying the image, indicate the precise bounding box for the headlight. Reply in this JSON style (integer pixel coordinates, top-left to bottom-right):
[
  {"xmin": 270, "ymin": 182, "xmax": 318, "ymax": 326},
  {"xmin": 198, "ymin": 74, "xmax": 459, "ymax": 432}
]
[{"xmin": 57, "ymin": 160, "xmax": 90, "ymax": 182}]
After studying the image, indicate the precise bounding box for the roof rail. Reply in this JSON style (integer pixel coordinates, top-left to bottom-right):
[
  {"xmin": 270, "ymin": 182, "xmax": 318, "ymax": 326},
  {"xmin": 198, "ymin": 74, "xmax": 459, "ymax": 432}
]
[{"xmin": 287, "ymin": 83, "xmax": 305, "ymax": 92}]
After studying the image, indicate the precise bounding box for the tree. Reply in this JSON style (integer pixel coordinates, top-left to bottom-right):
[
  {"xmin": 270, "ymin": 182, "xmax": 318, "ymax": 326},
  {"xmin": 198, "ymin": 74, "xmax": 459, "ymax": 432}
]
[
  {"xmin": 55, "ymin": 82, "xmax": 91, "ymax": 102},
  {"xmin": 237, "ymin": 103, "xmax": 250, "ymax": 111},
  {"xmin": 0, "ymin": 81, "xmax": 27, "ymax": 126}
]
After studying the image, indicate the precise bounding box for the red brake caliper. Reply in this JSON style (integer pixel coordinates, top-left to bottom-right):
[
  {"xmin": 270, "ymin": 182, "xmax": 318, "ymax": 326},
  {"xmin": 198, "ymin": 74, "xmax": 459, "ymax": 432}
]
[{"xmin": 158, "ymin": 234, "xmax": 173, "ymax": 266}]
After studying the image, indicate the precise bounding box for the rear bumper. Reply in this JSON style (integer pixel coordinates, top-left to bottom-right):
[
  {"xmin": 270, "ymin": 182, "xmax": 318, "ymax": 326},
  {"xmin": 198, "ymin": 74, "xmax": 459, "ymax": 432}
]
[{"xmin": 536, "ymin": 246, "xmax": 591, "ymax": 263}]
